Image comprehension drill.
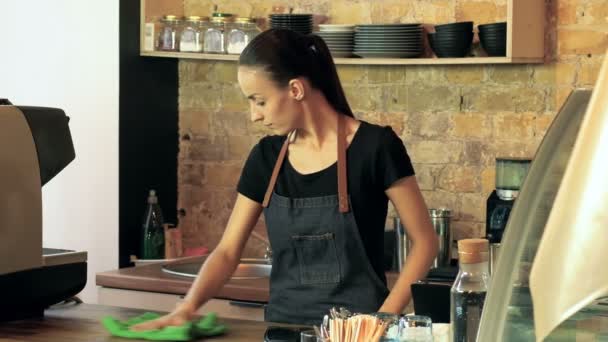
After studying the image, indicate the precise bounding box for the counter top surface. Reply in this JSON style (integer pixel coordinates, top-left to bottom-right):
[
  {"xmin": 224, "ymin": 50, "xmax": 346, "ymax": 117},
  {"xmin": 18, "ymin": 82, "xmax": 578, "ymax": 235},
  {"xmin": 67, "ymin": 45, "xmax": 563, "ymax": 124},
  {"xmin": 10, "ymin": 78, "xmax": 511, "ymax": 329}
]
[
  {"xmin": 0, "ymin": 303, "xmax": 297, "ymax": 341},
  {"xmin": 96, "ymin": 257, "xmax": 400, "ymax": 302}
]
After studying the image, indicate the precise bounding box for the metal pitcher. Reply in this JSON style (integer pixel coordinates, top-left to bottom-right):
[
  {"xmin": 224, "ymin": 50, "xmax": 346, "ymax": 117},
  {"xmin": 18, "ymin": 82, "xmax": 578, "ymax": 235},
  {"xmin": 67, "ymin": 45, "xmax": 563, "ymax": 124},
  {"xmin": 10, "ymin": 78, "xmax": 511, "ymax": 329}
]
[
  {"xmin": 394, "ymin": 208, "xmax": 452, "ymax": 271},
  {"xmin": 429, "ymin": 208, "xmax": 452, "ymax": 268},
  {"xmin": 394, "ymin": 217, "xmax": 411, "ymax": 272}
]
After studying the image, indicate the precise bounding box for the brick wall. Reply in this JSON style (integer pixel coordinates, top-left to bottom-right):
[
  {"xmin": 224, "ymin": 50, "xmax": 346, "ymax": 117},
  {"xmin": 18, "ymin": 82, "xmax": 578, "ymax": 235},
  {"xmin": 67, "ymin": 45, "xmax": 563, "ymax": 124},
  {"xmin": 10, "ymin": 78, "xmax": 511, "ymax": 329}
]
[{"xmin": 176, "ymin": 0, "xmax": 607, "ymax": 257}]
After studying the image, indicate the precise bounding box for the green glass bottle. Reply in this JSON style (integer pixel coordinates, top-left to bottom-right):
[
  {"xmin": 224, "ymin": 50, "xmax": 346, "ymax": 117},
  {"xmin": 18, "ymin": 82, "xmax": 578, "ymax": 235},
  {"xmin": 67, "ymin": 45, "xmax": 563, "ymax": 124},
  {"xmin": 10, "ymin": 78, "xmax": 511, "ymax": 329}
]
[{"xmin": 141, "ymin": 190, "xmax": 165, "ymax": 259}]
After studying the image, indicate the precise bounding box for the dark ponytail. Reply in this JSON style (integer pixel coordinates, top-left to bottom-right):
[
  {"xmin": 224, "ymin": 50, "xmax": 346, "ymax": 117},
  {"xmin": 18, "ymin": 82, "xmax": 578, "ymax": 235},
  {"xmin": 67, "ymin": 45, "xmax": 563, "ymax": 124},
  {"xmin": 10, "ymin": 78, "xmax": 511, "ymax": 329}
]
[{"xmin": 239, "ymin": 29, "xmax": 354, "ymax": 118}]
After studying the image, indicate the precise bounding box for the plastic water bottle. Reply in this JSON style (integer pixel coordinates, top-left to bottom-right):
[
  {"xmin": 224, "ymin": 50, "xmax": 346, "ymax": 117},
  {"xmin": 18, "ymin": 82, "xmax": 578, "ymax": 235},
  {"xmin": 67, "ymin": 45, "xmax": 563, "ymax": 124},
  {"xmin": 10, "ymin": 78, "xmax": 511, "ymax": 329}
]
[{"xmin": 141, "ymin": 190, "xmax": 165, "ymax": 259}]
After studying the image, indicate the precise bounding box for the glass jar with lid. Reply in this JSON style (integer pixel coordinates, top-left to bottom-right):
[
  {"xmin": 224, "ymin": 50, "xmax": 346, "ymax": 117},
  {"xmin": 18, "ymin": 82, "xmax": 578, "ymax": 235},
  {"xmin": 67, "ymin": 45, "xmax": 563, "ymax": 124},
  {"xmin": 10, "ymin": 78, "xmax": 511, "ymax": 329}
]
[
  {"xmin": 203, "ymin": 13, "xmax": 233, "ymax": 54},
  {"xmin": 158, "ymin": 15, "xmax": 182, "ymax": 51},
  {"xmin": 179, "ymin": 16, "xmax": 208, "ymax": 52},
  {"xmin": 226, "ymin": 17, "xmax": 261, "ymax": 55}
]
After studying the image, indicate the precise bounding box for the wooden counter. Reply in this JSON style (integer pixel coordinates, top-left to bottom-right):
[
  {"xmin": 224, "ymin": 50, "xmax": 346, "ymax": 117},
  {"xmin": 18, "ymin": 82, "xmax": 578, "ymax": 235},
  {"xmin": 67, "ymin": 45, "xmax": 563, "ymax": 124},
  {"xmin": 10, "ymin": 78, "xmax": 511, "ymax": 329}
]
[
  {"xmin": 96, "ymin": 257, "xmax": 400, "ymax": 303},
  {"xmin": 0, "ymin": 303, "xmax": 295, "ymax": 341}
]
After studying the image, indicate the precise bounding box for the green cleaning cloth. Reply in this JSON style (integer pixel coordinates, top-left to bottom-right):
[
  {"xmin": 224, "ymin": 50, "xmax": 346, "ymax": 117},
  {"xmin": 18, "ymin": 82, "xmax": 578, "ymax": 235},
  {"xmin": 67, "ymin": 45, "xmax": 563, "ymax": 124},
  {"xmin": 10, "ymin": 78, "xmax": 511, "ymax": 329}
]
[{"xmin": 101, "ymin": 312, "xmax": 227, "ymax": 341}]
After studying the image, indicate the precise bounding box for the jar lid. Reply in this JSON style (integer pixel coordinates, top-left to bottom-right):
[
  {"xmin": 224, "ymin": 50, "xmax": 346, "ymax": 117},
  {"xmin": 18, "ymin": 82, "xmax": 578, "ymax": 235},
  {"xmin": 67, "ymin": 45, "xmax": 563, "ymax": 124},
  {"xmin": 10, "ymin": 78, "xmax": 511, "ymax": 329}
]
[
  {"xmin": 211, "ymin": 17, "xmax": 228, "ymax": 23},
  {"xmin": 184, "ymin": 15, "xmax": 208, "ymax": 22},
  {"xmin": 162, "ymin": 15, "xmax": 181, "ymax": 22},
  {"xmin": 235, "ymin": 17, "xmax": 254, "ymax": 23}
]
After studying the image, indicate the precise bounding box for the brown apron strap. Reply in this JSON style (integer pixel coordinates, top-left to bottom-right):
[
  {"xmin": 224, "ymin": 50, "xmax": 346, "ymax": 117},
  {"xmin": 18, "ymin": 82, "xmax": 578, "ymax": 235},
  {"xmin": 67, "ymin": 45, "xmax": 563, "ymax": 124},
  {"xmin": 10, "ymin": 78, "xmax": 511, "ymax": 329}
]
[
  {"xmin": 262, "ymin": 116, "xmax": 349, "ymax": 213},
  {"xmin": 337, "ymin": 114, "xmax": 349, "ymax": 213},
  {"xmin": 262, "ymin": 131, "xmax": 292, "ymax": 208}
]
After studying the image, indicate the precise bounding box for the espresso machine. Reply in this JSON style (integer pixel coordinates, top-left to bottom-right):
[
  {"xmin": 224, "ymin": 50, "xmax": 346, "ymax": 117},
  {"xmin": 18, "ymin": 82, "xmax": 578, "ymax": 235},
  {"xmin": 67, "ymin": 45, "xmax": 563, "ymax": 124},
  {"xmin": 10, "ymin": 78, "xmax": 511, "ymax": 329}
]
[
  {"xmin": 486, "ymin": 158, "xmax": 531, "ymax": 273},
  {"xmin": 0, "ymin": 100, "xmax": 87, "ymax": 321}
]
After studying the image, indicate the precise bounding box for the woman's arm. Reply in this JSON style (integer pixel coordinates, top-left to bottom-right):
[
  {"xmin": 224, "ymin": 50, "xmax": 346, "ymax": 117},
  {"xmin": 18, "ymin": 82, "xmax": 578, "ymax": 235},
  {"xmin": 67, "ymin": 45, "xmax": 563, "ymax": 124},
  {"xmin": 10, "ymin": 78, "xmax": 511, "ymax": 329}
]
[
  {"xmin": 180, "ymin": 193, "xmax": 264, "ymax": 310},
  {"xmin": 378, "ymin": 176, "xmax": 438, "ymax": 314},
  {"xmin": 132, "ymin": 193, "xmax": 263, "ymax": 330}
]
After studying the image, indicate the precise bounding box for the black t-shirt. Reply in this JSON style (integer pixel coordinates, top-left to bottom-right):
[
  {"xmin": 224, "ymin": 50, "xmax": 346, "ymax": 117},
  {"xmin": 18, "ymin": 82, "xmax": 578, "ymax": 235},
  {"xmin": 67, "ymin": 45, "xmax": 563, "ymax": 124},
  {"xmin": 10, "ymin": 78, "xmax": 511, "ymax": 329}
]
[{"xmin": 237, "ymin": 120, "xmax": 416, "ymax": 283}]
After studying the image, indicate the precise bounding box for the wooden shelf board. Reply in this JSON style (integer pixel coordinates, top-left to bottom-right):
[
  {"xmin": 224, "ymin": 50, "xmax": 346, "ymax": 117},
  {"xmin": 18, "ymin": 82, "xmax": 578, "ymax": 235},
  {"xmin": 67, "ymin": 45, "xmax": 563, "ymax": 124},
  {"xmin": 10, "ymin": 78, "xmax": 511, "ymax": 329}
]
[{"xmin": 140, "ymin": 51, "xmax": 543, "ymax": 65}]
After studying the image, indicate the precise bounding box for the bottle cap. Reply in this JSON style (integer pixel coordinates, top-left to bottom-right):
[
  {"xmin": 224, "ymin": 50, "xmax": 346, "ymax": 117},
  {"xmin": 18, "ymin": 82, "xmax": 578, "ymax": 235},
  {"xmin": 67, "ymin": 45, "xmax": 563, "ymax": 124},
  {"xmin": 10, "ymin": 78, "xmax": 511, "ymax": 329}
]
[
  {"xmin": 148, "ymin": 190, "xmax": 158, "ymax": 204},
  {"xmin": 457, "ymin": 238, "xmax": 489, "ymax": 264}
]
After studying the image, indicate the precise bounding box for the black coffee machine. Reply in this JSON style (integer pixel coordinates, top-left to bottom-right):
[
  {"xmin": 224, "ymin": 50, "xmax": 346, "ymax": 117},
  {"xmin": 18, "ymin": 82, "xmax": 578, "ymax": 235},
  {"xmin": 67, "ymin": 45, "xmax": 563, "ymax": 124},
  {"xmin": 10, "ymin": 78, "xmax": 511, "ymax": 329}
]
[{"xmin": 486, "ymin": 158, "xmax": 531, "ymax": 243}]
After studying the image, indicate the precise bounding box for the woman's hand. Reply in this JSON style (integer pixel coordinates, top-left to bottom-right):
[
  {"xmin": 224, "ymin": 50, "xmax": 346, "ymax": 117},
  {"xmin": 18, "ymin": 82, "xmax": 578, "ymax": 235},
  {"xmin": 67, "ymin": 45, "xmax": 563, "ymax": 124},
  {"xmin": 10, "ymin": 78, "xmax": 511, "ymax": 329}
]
[
  {"xmin": 380, "ymin": 176, "xmax": 438, "ymax": 314},
  {"xmin": 130, "ymin": 302, "xmax": 197, "ymax": 331}
]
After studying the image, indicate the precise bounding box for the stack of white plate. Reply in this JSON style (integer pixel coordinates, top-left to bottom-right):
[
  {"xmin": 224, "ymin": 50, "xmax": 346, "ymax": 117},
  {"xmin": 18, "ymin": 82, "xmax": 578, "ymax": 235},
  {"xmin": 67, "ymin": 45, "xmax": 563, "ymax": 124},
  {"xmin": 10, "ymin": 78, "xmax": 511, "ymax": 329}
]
[
  {"xmin": 315, "ymin": 24, "xmax": 355, "ymax": 58},
  {"xmin": 354, "ymin": 24, "xmax": 423, "ymax": 58}
]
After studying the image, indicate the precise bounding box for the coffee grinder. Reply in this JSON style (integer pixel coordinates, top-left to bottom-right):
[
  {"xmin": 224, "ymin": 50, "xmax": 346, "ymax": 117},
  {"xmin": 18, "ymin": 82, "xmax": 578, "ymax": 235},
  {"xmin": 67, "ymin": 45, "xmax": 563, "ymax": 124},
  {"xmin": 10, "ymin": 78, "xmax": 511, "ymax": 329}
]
[{"xmin": 486, "ymin": 158, "xmax": 531, "ymax": 272}]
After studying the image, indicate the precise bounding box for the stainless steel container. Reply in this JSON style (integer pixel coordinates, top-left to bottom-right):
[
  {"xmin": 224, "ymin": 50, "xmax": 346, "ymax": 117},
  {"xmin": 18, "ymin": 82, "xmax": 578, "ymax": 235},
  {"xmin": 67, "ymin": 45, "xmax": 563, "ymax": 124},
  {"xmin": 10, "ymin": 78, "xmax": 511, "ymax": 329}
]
[
  {"xmin": 429, "ymin": 208, "xmax": 452, "ymax": 268},
  {"xmin": 394, "ymin": 217, "xmax": 411, "ymax": 272}
]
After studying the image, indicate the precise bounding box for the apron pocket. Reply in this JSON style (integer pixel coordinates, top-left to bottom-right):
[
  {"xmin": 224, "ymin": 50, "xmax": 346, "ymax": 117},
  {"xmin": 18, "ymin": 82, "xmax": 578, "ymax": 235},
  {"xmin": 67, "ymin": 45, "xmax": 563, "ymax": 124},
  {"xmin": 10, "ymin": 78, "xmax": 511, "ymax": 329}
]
[{"xmin": 291, "ymin": 233, "xmax": 341, "ymax": 285}]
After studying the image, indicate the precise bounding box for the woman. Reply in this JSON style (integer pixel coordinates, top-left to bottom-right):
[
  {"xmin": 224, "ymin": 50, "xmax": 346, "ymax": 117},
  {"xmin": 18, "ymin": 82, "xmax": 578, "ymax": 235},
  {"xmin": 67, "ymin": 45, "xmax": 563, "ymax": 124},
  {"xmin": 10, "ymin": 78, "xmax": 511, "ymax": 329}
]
[{"xmin": 135, "ymin": 29, "xmax": 438, "ymax": 329}]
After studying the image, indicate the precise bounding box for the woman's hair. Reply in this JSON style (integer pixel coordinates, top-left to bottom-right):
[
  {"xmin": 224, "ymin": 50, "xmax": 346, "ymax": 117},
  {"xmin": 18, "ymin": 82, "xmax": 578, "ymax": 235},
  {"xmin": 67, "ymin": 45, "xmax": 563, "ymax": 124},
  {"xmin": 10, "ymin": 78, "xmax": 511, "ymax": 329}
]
[{"xmin": 239, "ymin": 28, "xmax": 354, "ymax": 118}]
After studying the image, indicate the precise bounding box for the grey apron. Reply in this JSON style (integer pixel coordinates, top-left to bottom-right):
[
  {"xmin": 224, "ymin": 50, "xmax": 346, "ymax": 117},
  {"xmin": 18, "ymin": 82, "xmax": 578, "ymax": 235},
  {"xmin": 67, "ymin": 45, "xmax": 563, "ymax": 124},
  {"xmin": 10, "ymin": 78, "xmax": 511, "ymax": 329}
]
[{"xmin": 261, "ymin": 115, "xmax": 389, "ymax": 325}]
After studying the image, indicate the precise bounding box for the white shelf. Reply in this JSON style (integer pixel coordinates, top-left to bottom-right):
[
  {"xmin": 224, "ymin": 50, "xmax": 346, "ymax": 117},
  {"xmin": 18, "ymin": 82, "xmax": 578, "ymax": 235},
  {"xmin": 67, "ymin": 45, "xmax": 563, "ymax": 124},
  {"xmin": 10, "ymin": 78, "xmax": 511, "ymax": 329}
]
[
  {"xmin": 140, "ymin": 0, "xmax": 545, "ymax": 66},
  {"xmin": 140, "ymin": 51, "xmax": 543, "ymax": 65},
  {"xmin": 141, "ymin": 51, "xmax": 239, "ymax": 61}
]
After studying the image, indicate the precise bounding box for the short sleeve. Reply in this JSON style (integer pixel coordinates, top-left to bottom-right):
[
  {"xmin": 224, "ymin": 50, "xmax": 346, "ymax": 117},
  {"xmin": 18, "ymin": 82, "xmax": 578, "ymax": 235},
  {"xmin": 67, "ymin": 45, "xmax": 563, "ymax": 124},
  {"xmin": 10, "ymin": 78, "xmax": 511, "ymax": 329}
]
[
  {"xmin": 236, "ymin": 142, "xmax": 270, "ymax": 203},
  {"xmin": 376, "ymin": 127, "xmax": 416, "ymax": 190}
]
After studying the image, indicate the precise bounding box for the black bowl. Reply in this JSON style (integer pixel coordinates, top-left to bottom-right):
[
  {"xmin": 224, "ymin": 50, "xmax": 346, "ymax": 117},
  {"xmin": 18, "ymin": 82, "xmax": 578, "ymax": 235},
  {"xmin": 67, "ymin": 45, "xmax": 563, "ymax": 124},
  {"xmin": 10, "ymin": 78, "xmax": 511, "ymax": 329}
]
[
  {"xmin": 434, "ymin": 42, "xmax": 473, "ymax": 50},
  {"xmin": 435, "ymin": 30, "xmax": 474, "ymax": 37},
  {"xmin": 479, "ymin": 39, "xmax": 507, "ymax": 46},
  {"xmin": 479, "ymin": 29, "xmax": 506, "ymax": 37},
  {"xmin": 479, "ymin": 33, "xmax": 506, "ymax": 41},
  {"xmin": 433, "ymin": 48, "xmax": 470, "ymax": 57},
  {"xmin": 271, "ymin": 21, "xmax": 313, "ymax": 24},
  {"xmin": 270, "ymin": 17, "xmax": 313, "ymax": 21},
  {"xmin": 270, "ymin": 20, "xmax": 313, "ymax": 24},
  {"xmin": 433, "ymin": 45, "xmax": 471, "ymax": 53},
  {"xmin": 429, "ymin": 32, "xmax": 473, "ymax": 47},
  {"xmin": 433, "ymin": 37, "xmax": 473, "ymax": 44},
  {"xmin": 270, "ymin": 21, "xmax": 313, "ymax": 25},
  {"xmin": 484, "ymin": 49, "xmax": 506, "ymax": 56},
  {"xmin": 432, "ymin": 42, "xmax": 469, "ymax": 50},
  {"xmin": 478, "ymin": 22, "xmax": 507, "ymax": 30},
  {"xmin": 271, "ymin": 22, "xmax": 313, "ymax": 26},
  {"xmin": 271, "ymin": 24, "xmax": 313, "ymax": 29},
  {"xmin": 434, "ymin": 33, "xmax": 474, "ymax": 43},
  {"xmin": 479, "ymin": 37, "xmax": 506, "ymax": 45},
  {"xmin": 478, "ymin": 26, "xmax": 506, "ymax": 32},
  {"xmin": 269, "ymin": 14, "xmax": 313, "ymax": 18},
  {"xmin": 435, "ymin": 21, "xmax": 474, "ymax": 32},
  {"xmin": 479, "ymin": 34, "xmax": 506, "ymax": 41},
  {"xmin": 429, "ymin": 35, "xmax": 472, "ymax": 57},
  {"xmin": 479, "ymin": 35, "xmax": 506, "ymax": 42},
  {"xmin": 270, "ymin": 18, "xmax": 313, "ymax": 22},
  {"xmin": 273, "ymin": 28, "xmax": 313, "ymax": 34},
  {"xmin": 479, "ymin": 39, "xmax": 506, "ymax": 56}
]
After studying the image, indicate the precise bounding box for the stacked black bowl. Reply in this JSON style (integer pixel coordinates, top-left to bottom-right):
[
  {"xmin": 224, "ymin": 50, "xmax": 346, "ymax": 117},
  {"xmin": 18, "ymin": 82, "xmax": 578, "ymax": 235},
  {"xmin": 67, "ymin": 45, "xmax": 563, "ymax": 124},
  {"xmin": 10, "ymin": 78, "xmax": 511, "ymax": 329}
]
[
  {"xmin": 478, "ymin": 22, "xmax": 507, "ymax": 56},
  {"xmin": 269, "ymin": 14, "xmax": 314, "ymax": 35},
  {"xmin": 428, "ymin": 21, "xmax": 474, "ymax": 58}
]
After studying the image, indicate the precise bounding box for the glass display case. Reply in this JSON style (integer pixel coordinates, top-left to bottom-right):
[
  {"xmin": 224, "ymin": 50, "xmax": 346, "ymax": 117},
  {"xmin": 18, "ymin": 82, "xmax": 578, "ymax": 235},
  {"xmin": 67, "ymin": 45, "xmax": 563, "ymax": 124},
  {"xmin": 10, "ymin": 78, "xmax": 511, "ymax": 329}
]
[{"xmin": 478, "ymin": 56, "xmax": 608, "ymax": 341}]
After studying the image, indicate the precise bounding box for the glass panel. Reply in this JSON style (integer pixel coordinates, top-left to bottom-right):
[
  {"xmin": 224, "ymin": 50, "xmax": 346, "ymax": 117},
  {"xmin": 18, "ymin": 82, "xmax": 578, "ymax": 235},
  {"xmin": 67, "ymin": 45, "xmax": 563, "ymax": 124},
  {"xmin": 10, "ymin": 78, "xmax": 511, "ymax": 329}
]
[{"xmin": 477, "ymin": 89, "xmax": 593, "ymax": 341}]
